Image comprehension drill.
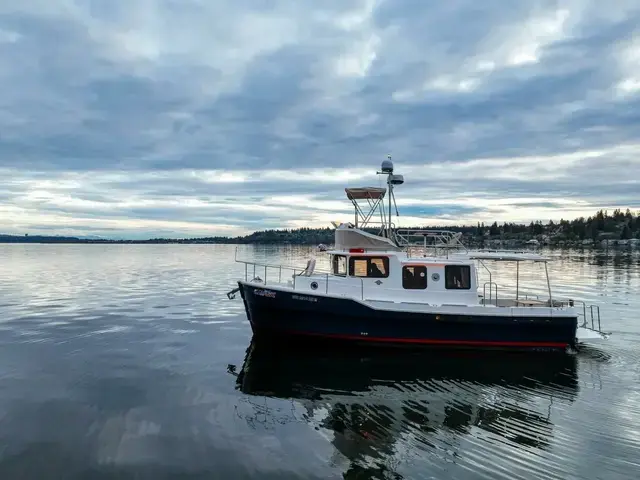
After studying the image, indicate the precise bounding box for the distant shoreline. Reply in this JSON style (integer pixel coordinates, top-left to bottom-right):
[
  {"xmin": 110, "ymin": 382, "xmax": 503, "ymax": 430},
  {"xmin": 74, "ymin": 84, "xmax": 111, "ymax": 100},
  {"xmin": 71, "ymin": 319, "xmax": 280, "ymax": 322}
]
[
  {"xmin": 2, "ymin": 208, "xmax": 639, "ymax": 248},
  {"xmin": 0, "ymin": 236, "xmax": 242, "ymax": 245},
  {"xmin": 0, "ymin": 237, "xmax": 638, "ymax": 249}
]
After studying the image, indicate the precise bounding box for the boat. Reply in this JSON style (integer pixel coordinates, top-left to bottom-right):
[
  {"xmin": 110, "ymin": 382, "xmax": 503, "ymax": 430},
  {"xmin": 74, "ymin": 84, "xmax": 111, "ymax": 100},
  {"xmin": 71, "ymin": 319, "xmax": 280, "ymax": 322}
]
[{"xmin": 226, "ymin": 158, "xmax": 610, "ymax": 351}]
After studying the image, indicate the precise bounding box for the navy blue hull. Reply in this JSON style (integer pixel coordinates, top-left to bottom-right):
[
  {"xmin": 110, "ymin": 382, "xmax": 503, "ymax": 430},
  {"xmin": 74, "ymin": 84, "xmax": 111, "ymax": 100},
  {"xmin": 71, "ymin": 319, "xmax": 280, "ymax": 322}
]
[{"xmin": 238, "ymin": 282, "xmax": 578, "ymax": 351}]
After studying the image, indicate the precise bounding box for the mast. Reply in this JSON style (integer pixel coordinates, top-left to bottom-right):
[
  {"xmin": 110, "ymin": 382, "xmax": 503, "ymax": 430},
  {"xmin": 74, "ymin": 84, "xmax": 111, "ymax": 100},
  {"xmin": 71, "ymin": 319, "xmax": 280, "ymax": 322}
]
[
  {"xmin": 377, "ymin": 155, "xmax": 404, "ymax": 242},
  {"xmin": 388, "ymin": 162, "xmax": 392, "ymax": 239}
]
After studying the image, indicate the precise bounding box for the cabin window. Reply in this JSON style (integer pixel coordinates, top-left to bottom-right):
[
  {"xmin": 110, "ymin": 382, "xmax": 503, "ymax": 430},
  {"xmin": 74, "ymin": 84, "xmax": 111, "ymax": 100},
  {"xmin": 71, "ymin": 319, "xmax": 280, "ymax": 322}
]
[
  {"xmin": 351, "ymin": 259, "xmax": 368, "ymax": 277},
  {"xmin": 348, "ymin": 256, "xmax": 389, "ymax": 278},
  {"xmin": 332, "ymin": 255, "xmax": 347, "ymax": 276},
  {"xmin": 403, "ymin": 266, "xmax": 427, "ymax": 289},
  {"xmin": 445, "ymin": 265, "xmax": 471, "ymax": 289}
]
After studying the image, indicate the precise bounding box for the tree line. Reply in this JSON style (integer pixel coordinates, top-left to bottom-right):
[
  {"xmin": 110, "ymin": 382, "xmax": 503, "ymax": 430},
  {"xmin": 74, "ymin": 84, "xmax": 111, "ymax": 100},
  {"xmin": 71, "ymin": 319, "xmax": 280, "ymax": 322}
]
[
  {"xmin": 476, "ymin": 208, "xmax": 639, "ymax": 241},
  {"xmin": 1, "ymin": 209, "xmax": 638, "ymax": 244}
]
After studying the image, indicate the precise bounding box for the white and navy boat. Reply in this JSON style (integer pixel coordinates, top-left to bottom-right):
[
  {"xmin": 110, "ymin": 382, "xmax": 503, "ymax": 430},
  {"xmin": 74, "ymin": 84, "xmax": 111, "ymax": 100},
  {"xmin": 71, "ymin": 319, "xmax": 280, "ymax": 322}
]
[{"xmin": 227, "ymin": 158, "xmax": 609, "ymax": 351}]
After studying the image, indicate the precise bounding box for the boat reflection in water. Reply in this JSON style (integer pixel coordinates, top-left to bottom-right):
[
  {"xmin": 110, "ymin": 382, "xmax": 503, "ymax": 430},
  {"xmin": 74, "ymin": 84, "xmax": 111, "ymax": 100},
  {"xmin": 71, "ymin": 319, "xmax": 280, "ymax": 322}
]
[{"xmin": 231, "ymin": 337, "xmax": 580, "ymax": 479}]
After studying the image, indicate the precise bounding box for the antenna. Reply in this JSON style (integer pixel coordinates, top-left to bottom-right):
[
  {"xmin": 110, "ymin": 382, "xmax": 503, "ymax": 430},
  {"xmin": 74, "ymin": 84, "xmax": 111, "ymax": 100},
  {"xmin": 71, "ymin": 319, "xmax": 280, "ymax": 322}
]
[{"xmin": 376, "ymin": 155, "xmax": 404, "ymax": 242}]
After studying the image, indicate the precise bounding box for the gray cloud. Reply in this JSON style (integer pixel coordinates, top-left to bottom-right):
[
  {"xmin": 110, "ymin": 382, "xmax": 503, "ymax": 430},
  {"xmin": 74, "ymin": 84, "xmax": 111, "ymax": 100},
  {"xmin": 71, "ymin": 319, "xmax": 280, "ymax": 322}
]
[{"xmin": 1, "ymin": 0, "xmax": 640, "ymax": 236}]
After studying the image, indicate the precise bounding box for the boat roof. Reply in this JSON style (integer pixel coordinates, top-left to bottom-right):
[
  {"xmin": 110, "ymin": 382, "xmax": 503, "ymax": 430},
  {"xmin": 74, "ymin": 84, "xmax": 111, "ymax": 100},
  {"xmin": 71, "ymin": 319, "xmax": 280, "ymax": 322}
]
[
  {"xmin": 453, "ymin": 250, "xmax": 551, "ymax": 262},
  {"xmin": 331, "ymin": 225, "xmax": 402, "ymax": 252},
  {"xmin": 345, "ymin": 187, "xmax": 386, "ymax": 200}
]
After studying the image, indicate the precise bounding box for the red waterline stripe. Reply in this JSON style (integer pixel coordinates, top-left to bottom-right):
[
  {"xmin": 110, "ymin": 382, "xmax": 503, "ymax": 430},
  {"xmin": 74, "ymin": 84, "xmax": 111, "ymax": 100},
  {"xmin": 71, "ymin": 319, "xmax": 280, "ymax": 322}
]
[{"xmin": 284, "ymin": 331, "xmax": 567, "ymax": 348}]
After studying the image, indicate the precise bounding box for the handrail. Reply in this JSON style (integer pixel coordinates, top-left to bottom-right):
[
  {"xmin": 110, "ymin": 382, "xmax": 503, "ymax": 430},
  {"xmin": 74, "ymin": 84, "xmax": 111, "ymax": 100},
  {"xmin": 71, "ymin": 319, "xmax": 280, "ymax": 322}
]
[
  {"xmin": 478, "ymin": 259, "xmax": 492, "ymax": 286},
  {"xmin": 482, "ymin": 282, "xmax": 498, "ymax": 305},
  {"xmin": 567, "ymin": 300, "xmax": 602, "ymax": 331},
  {"xmin": 238, "ymin": 257, "xmax": 368, "ymax": 300},
  {"xmin": 591, "ymin": 305, "xmax": 602, "ymax": 332},
  {"xmin": 530, "ymin": 298, "xmax": 604, "ymax": 333},
  {"xmin": 234, "ymin": 256, "xmax": 332, "ymax": 275},
  {"xmin": 395, "ymin": 229, "xmax": 468, "ymax": 253}
]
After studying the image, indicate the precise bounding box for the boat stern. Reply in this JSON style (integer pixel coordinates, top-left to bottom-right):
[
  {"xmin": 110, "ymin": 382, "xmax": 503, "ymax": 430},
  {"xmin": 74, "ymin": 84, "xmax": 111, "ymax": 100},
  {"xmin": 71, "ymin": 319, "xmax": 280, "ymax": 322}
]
[{"xmin": 573, "ymin": 302, "xmax": 610, "ymax": 347}]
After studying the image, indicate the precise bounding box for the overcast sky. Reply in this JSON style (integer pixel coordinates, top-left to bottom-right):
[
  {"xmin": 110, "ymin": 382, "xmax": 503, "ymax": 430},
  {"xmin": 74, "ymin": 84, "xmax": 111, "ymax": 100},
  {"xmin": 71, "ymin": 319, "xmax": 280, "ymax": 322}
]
[{"xmin": 1, "ymin": 0, "xmax": 639, "ymax": 238}]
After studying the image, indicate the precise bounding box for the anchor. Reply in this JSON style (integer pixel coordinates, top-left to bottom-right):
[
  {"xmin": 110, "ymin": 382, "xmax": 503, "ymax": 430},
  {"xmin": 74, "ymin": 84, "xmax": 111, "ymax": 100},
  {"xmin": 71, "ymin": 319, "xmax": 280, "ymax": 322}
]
[{"xmin": 226, "ymin": 287, "xmax": 240, "ymax": 300}]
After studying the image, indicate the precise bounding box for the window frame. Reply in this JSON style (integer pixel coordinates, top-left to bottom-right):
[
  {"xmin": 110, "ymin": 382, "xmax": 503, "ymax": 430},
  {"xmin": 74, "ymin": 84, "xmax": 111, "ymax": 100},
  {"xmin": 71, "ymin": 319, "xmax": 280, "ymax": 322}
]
[
  {"xmin": 332, "ymin": 254, "xmax": 347, "ymax": 276},
  {"xmin": 348, "ymin": 256, "xmax": 390, "ymax": 278},
  {"xmin": 402, "ymin": 265, "xmax": 427, "ymax": 290},
  {"xmin": 444, "ymin": 265, "xmax": 472, "ymax": 290}
]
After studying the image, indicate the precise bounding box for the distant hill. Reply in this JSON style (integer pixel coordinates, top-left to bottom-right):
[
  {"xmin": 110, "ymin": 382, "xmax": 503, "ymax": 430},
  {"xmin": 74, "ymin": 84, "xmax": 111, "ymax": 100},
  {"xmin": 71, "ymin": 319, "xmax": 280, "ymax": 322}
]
[
  {"xmin": 0, "ymin": 234, "xmax": 87, "ymax": 243},
  {"xmin": 1, "ymin": 209, "xmax": 639, "ymax": 246}
]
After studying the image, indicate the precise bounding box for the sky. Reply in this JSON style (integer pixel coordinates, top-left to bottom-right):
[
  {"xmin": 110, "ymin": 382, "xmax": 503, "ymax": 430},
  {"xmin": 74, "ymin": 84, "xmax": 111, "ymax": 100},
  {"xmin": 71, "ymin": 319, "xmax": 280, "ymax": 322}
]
[{"xmin": 1, "ymin": 0, "xmax": 640, "ymax": 239}]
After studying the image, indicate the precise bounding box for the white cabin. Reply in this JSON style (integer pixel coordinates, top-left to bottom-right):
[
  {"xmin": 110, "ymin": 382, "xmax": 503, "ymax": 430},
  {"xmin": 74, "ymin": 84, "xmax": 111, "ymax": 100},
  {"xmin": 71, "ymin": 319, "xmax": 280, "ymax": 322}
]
[{"xmin": 286, "ymin": 224, "xmax": 479, "ymax": 306}]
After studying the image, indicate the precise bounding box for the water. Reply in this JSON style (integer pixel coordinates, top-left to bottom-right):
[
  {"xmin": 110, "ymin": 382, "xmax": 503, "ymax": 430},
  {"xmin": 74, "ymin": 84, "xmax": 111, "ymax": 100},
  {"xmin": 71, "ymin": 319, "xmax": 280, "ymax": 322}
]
[{"xmin": 0, "ymin": 244, "xmax": 638, "ymax": 479}]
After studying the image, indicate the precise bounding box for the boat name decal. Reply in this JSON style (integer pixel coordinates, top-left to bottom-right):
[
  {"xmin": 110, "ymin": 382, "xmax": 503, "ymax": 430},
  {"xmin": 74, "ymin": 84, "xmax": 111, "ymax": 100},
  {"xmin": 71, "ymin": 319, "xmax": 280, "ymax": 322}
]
[
  {"xmin": 253, "ymin": 288, "xmax": 276, "ymax": 298},
  {"xmin": 292, "ymin": 294, "xmax": 318, "ymax": 303}
]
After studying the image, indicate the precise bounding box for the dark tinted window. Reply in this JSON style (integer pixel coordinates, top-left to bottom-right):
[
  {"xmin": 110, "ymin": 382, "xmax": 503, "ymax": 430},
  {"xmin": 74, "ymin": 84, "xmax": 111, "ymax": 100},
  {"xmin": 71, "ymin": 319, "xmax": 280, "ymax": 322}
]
[
  {"xmin": 348, "ymin": 257, "xmax": 389, "ymax": 278},
  {"xmin": 445, "ymin": 265, "xmax": 471, "ymax": 289},
  {"xmin": 403, "ymin": 265, "xmax": 427, "ymax": 289}
]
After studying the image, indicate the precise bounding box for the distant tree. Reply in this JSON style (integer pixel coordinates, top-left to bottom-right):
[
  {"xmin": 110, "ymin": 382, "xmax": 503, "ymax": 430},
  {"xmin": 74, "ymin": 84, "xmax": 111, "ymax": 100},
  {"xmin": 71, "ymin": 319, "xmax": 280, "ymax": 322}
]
[
  {"xmin": 3, "ymin": 208, "xmax": 640, "ymax": 245},
  {"xmin": 596, "ymin": 210, "xmax": 606, "ymax": 231}
]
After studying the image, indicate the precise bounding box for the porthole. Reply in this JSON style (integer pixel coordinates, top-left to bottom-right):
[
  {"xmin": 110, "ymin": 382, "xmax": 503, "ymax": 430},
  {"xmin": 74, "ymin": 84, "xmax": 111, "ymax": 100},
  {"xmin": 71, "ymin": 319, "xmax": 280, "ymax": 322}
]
[
  {"xmin": 432, "ymin": 273, "xmax": 440, "ymax": 282},
  {"xmin": 310, "ymin": 281, "xmax": 318, "ymax": 290}
]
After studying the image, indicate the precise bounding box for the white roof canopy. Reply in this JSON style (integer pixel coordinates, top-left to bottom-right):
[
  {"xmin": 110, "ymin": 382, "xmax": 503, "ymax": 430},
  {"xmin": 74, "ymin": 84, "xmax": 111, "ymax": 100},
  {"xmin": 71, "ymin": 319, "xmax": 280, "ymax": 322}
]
[{"xmin": 345, "ymin": 187, "xmax": 386, "ymax": 201}]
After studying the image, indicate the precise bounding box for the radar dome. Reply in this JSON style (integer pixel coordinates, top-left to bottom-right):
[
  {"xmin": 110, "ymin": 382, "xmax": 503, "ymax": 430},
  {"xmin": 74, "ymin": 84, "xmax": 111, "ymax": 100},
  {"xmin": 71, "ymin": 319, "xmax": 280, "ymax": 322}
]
[{"xmin": 381, "ymin": 159, "xmax": 394, "ymax": 173}]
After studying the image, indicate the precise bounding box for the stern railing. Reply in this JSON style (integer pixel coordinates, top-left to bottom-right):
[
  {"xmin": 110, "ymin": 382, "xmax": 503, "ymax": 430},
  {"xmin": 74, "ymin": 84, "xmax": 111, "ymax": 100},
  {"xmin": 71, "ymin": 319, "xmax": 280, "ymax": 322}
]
[{"xmin": 574, "ymin": 302, "xmax": 602, "ymax": 332}]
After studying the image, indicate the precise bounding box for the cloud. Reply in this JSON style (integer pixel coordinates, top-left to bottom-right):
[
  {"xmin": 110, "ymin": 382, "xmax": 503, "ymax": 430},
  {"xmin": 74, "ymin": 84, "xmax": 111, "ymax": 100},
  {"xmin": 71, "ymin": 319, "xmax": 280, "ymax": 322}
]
[{"xmin": 1, "ymin": 0, "xmax": 640, "ymax": 238}]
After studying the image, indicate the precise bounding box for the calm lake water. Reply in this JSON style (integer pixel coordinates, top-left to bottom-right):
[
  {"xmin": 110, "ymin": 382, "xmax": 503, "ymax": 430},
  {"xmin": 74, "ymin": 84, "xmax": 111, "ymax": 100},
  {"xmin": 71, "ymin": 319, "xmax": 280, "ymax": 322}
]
[{"xmin": 0, "ymin": 244, "xmax": 639, "ymax": 479}]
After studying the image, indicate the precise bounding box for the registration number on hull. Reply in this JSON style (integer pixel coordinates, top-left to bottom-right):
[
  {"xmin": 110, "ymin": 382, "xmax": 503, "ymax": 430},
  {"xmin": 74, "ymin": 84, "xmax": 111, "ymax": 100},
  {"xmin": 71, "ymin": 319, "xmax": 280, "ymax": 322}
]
[{"xmin": 292, "ymin": 294, "xmax": 318, "ymax": 303}]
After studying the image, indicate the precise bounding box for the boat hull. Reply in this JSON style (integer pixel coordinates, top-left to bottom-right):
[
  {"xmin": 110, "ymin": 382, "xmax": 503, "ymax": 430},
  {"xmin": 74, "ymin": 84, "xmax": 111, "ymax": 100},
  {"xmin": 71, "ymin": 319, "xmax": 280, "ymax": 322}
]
[{"xmin": 238, "ymin": 282, "xmax": 578, "ymax": 351}]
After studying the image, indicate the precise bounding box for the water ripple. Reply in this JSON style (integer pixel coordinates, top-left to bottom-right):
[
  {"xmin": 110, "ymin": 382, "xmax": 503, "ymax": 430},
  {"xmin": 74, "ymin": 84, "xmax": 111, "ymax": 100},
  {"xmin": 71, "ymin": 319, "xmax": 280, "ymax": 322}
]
[{"xmin": 0, "ymin": 244, "xmax": 639, "ymax": 478}]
